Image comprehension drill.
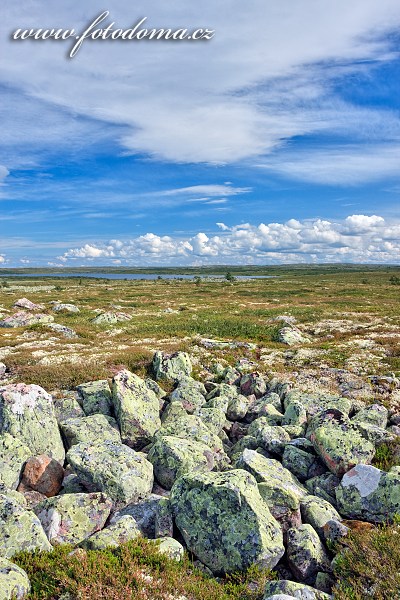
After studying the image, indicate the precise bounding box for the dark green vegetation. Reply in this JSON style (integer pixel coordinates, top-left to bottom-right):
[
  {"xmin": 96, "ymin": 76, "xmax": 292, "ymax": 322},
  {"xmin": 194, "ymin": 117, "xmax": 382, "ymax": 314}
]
[
  {"xmin": 14, "ymin": 538, "xmax": 274, "ymax": 600},
  {"xmin": 332, "ymin": 524, "xmax": 400, "ymax": 599}
]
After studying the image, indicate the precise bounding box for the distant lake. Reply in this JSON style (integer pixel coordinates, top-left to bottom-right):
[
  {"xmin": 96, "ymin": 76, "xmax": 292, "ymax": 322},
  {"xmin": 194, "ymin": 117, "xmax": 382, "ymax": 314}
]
[{"xmin": 0, "ymin": 272, "xmax": 276, "ymax": 281}]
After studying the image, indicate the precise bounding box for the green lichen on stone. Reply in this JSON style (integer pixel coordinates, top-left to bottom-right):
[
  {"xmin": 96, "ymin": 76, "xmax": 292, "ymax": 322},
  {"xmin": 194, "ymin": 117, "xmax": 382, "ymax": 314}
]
[
  {"xmin": 169, "ymin": 376, "xmax": 206, "ymax": 413},
  {"xmin": 0, "ymin": 494, "xmax": 52, "ymax": 558},
  {"xmin": 352, "ymin": 403, "xmax": 388, "ymax": 429},
  {"xmin": 196, "ymin": 407, "xmax": 226, "ymax": 435},
  {"xmin": 156, "ymin": 414, "xmax": 224, "ymax": 453},
  {"xmin": 34, "ymin": 492, "xmax": 112, "ymax": 546},
  {"xmin": 53, "ymin": 393, "xmax": 84, "ymax": 424},
  {"xmin": 0, "ymin": 557, "xmax": 31, "ymax": 600},
  {"xmin": 236, "ymin": 449, "xmax": 307, "ymax": 509},
  {"xmin": 76, "ymin": 380, "xmax": 112, "ymax": 416},
  {"xmin": 286, "ymin": 524, "xmax": 331, "ymax": 582},
  {"xmin": 282, "ymin": 445, "xmax": 326, "ymax": 482},
  {"xmin": 67, "ymin": 440, "xmax": 153, "ymax": 505},
  {"xmin": 264, "ymin": 579, "xmax": 331, "ymax": 600},
  {"xmin": 154, "ymin": 497, "xmax": 173, "ymax": 538},
  {"xmin": 284, "ymin": 390, "xmax": 352, "ymax": 419},
  {"xmin": 336, "ymin": 463, "xmax": 400, "ymax": 523},
  {"xmin": 282, "ymin": 400, "xmax": 307, "ymax": 428},
  {"xmin": 0, "ymin": 383, "xmax": 65, "ymax": 464},
  {"xmin": 151, "ymin": 537, "xmax": 184, "ymax": 561},
  {"xmin": 226, "ymin": 394, "xmax": 250, "ymax": 421},
  {"xmin": 148, "ymin": 435, "xmax": 216, "ymax": 489},
  {"xmin": 0, "ymin": 433, "xmax": 31, "ymax": 492},
  {"xmin": 248, "ymin": 419, "xmax": 290, "ymax": 455},
  {"xmin": 153, "ymin": 351, "xmax": 192, "ymax": 382},
  {"xmin": 170, "ymin": 469, "xmax": 284, "ymax": 574},
  {"xmin": 112, "ymin": 369, "xmax": 161, "ymax": 449},
  {"xmin": 300, "ymin": 494, "xmax": 341, "ymax": 537},
  {"xmin": 80, "ymin": 515, "xmax": 141, "ymax": 550},
  {"xmin": 307, "ymin": 409, "xmax": 375, "ymax": 476},
  {"xmin": 60, "ymin": 414, "xmax": 121, "ymax": 450}
]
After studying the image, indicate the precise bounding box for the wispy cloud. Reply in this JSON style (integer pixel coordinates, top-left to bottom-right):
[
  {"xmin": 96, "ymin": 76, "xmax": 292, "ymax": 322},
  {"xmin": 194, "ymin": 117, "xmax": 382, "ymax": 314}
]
[{"xmin": 1, "ymin": 1, "xmax": 400, "ymax": 173}]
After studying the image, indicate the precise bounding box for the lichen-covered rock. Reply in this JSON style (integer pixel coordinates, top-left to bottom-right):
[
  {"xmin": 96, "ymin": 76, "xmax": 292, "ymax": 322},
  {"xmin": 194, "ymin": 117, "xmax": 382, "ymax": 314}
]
[
  {"xmin": 240, "ymin": 372, "xmax": 267, "ymax": 398},
  {"xmin": 229, "ymin": 435, "xmax": 259, "ymax": 463},
  {"xmin": 307, "ymin": 409, "xmax": 375, "ymax": 476},
  {"xmin": 111, "ymin": 494, "xmax": 164, "ymax": 538},
  {"xmin": 145, "ymin": 378, "xmax": 166, "ymax": 400},
  {"xmin": 151, "ymin": 537, "xmax": 184, "ymax": 561},
  {"xmin": 46, "ymin": 323, "xmax": 77, "ymax": 338},
  {"xmin": 286, "ymin": 524, "xmax": 331, "ymax": 582},
  {"xmin": 76, "ymin": 380, "xmax": 112, "ymax": 416},
  {"xmin": 354, "ymin": 422, "xmax": 395, "ymax": 447},
  {"xmin": 196, "ymin": 407, "xmax": 226, "ymax": 435},
  {"xmin": 226, "ymin": 394, "xmax": 251, "ymax": 421},
  {"xmin": 154, "ymin": 497, "xmax": 174, "ymax": 538},
  {"xmin": 18, "ymin": 454, "xmax": 64, "ymax": 497},
  {"xmin": 53, "ymin": 303, "xmax": 80, "ymax": 313},
  {"xmin": 169, "ymin": 376, "xmax": 206, "ymax": 413},
  {"xmin": 92, "ymin": 311, "xmax": 131, "ymax": 325},
  {"xmin": 0, "ymin": 494, "xmax": 52, "ymax": 557},
  {"xmin": 60, "ymin": 414, "xmax": 121, "ymax": 450},
  {"xmin": 161, "ymin": 401, "xmax": 187, "ymax": 425},
  {"xmin": 352, "ymin": 404, "xmax": 388, "ymax": 429},
  {"xmin": 277, "ymin": 327, "xmax": 310, "ymax": 346},
  {"xmin": 34, "ymin": 492, "xmax": 112, "ymax": 545},
  {"xmin": 282, "ymin": 400, "xmax": 307, "ymax": 429},
  {"xmin": 300, "ymin": 495, "xmax": 341, "ymax": 538},
  {"xmin": 66, "ymin": 440, "xmax": 153, "ymax": 505},
  {"xmin": 245, "ymin": 393, "xmax": 283, "ymax": 422},
  {"xmin": 53, "ymin": 392, "xmax": 84, "ymax": 423},
  {"xmin": 0, "ymin": 557, "xmax": 31, "ymax": 600},
  {"xmin": 248, "ymin": 419, "xmax": 290, "ymax": 455},
  {"xmin": 153, "ymin": 351, "xmax": 192, "ymax": 382},
  {"xmin": 264, "ymin": 580, "xmax": 331, "ymax": 600},
  {"xmin": 0, "ymin": 434, "xmax": 31, "ymax": 492},
  {"xmin": 0, "ymin": 384, "xmax": 65, "ymax": 464},
  {"xmin": 112, "ymin": 370, "xmax": 161, "ymax": 449},
  {"xmin": 170, "ymin": 470, "xmax": 284, "ymax": 574},
  {"xmin": 336, "ymin": 464, "xmax": 400, "ymax": 523},
  {"xmin": 282, "ymin": 445, "xmax": 326, "ymax": 482},
  {"xmin": 148, "ymin": 435, "xmax": 216, "ymax": 489},
  {"xmin": 284, "ymin": 390, "xmax": 352, "ymax": 420},
  {"xmin": 237, "ymin": 449, "xmax": 307, "ymax": 504},
  {"xmin": 80, "ymin": 515, "xmax": 141, "ymax": 549},
  {"xmin": 305, "ymin": 473, "xmax": 340, "ymax": 506},
  {"xmin": 0, "ymin": 311, "xmax": 54, "ymax": 328},
  {"xmin": 223, "ymin": 366, "xmax": 241, "ymax": 385},
  {"xmin": 157, "ymin": 414, "xmax": 225, "ymax": 453}
]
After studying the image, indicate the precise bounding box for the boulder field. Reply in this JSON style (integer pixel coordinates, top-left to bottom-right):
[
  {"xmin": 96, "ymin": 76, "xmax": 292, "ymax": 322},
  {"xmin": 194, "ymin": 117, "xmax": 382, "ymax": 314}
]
[{"xmin": 0, "ymin": 350, "xmax": 399, "ymax": 599}]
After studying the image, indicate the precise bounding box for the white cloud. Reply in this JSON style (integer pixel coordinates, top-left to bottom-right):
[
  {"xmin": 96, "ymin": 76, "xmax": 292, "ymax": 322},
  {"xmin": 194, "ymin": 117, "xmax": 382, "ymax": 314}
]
[
  {"xmin": 257, "ymin": 144, "xmax": 400, "ymax": 185},
  {"xmin": 1, "ymin": 1, "xmax": 400, "ymax": 176},
  {"xmin": 0, "ymin": 255, "xmax": 5, "ymax": 264},
  {"xmin": 59, "ymin": 214, "xmax": 400, "ymax": 265}
]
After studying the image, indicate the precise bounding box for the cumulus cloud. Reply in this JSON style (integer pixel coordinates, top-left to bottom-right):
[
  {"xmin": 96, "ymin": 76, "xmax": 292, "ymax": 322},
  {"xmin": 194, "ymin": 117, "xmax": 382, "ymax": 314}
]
[
  {"xmin": 59, "ymin": 214, "xmax": 400, "ymax": 265},
  {"xmin": 0, "ymin": 255, "xmax": 5, "ymax": 264}
]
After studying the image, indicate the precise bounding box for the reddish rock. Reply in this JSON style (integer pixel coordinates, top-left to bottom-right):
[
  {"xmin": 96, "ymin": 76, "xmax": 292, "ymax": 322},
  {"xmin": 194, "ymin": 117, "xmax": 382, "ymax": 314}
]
[{"xmin": 18, "ymin": 454, "xmax": 64, "ymax": 497}]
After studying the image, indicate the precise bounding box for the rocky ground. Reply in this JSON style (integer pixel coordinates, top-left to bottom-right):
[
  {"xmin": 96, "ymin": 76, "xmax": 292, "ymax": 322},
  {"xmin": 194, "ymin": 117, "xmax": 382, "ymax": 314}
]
[
  {"xmin": 0, "ymin": 348, "xmax": 399, "ymax": 599},
  {"xmin": 0, "ymin": 270, "xmax": 400, "ymax": 599}
]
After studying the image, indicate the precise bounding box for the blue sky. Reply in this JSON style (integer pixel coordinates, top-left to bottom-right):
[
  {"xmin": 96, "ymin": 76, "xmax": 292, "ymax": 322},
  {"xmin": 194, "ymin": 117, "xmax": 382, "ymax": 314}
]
[{"xmin": 1, "ymin": 1, "xmax": 400, "ymax": 266}]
